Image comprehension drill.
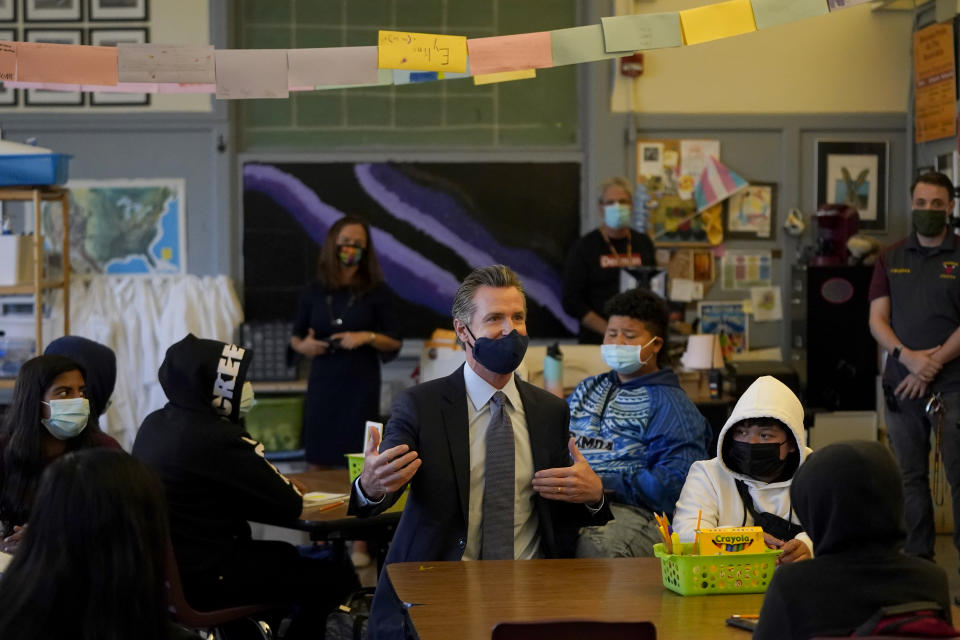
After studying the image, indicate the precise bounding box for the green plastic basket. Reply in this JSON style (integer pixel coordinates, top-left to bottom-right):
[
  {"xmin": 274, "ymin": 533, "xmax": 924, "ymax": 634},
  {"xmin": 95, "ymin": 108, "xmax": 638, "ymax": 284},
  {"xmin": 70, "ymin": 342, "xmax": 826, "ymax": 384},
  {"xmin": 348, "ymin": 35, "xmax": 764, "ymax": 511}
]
[
  {"xmin": 243, "ymin": 396, "xmax": 303, "ymax": 452},
  {"xmin": 346, "ymin": 453, "xmax": 408, "ymax": 513},
  {"xmin": 653, "ymin": 542, "xmax": 781, "ymax": 595}
]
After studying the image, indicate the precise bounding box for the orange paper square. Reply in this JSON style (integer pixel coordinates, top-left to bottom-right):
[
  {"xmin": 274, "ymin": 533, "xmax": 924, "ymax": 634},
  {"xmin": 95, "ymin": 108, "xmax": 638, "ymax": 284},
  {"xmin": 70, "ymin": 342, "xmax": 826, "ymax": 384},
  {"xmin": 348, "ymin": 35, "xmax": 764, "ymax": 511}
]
[
  {"xmin": 467, "ymin": 32, "xmax": 552, "ymax": 76},
  {"xmin": 18, "ymin": 42, "xmax": 118, "ymax": 86}
]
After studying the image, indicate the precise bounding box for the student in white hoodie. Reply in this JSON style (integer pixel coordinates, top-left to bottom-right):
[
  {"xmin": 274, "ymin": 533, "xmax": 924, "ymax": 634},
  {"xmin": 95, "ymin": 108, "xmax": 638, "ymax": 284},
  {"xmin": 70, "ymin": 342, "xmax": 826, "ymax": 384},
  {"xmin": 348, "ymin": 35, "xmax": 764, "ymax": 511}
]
[{"xmin": 673, "ymin": 376, "xmax": 813, "ymax": 563}]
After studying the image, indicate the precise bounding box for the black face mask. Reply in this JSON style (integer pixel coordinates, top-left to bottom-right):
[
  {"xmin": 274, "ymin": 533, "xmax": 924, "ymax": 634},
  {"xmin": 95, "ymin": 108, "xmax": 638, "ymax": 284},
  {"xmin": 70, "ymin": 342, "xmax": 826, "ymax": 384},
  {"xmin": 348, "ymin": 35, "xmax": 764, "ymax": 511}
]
[
  {"xmin": 728, "ymin": 441, "xmax": 788, "ymax": 479},
  {"xmin": 465, "ymin": 326, "xmax": 529, "ymax": 375},
  {"xmin": 912, "ymin": 209, "xmax": 948, "ymax": 237}
]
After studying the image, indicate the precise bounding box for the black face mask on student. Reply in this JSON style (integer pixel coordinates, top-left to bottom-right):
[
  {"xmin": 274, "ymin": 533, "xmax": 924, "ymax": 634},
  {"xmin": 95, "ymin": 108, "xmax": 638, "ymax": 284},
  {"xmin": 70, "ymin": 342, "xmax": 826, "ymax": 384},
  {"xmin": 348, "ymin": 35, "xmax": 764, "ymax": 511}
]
[{"xmin": 728, "ymin": 441, "xmax": 787, "ymax": 478}]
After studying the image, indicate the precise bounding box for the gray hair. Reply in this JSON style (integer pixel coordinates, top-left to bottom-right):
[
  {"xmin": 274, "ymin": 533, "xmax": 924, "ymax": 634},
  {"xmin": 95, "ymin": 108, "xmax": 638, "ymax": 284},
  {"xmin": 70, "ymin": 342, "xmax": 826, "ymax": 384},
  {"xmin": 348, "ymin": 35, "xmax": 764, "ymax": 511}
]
[
  {"xmin": 451, "ymin": 265, "xmax": 526, "ymax": 332},
  {"xmin": 598, "ymin": 176, "xmax": 633, "ymax": 202}
]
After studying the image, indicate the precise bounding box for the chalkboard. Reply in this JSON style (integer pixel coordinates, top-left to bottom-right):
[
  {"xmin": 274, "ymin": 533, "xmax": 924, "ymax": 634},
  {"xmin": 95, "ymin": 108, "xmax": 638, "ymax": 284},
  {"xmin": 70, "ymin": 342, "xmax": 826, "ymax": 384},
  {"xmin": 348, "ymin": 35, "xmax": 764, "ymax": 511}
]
[
  {"xmin": 242, "ymin": 161, "xmax": 582, "ymax": 338},
  {"xmin": 237, "ymin": 0, "xmax": 579, "ymax": 148}
]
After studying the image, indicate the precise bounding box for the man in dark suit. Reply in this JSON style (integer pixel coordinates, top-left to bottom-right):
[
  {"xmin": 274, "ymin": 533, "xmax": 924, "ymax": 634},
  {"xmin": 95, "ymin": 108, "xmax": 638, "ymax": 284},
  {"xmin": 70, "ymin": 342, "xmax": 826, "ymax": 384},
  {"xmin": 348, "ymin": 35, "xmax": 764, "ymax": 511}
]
[{"xmin": 349, "ymin": 264, "xmax": 613, "ymax": 639}]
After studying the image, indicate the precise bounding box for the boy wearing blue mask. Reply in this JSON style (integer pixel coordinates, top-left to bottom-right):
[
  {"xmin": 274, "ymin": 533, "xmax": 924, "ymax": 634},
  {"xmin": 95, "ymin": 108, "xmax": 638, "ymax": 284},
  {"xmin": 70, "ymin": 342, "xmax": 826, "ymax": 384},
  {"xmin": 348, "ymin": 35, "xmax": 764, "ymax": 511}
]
[
  {"xmin": 562, "ymin": 177, "xmax": 657, "ymax": 344},
  {"xmin": 673, "ymin": 375, "xmax": 813, "ymax": 563},
  {"xmin": 569, "ymin": 288, "xmax": 712, "ymax": 557}
]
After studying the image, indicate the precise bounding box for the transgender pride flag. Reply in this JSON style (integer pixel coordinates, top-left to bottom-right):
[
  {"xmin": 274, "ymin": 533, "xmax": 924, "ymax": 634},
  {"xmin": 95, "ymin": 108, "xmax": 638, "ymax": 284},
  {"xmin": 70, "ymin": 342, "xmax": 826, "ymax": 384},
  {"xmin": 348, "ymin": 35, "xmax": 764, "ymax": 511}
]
[{"xmin": 693, "ymin": 156, "xmax": 749, "ymax": 212}]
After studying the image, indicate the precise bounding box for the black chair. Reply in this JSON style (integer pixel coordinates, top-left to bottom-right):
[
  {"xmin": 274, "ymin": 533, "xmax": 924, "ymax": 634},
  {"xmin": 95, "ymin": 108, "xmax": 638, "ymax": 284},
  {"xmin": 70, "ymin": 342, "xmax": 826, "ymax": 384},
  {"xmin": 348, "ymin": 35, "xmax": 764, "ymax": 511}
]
[{"xmin": 164, "ymin": 543, "xmax": 282, "ymax": 639}]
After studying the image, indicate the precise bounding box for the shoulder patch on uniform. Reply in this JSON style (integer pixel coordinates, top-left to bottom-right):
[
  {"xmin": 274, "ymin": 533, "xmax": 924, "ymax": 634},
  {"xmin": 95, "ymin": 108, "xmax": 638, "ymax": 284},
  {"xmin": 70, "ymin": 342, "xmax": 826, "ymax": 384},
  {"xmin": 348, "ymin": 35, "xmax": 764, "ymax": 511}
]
[{"xmin": 889, "ymin": 268, "xmax": 911, "ymax": 274}]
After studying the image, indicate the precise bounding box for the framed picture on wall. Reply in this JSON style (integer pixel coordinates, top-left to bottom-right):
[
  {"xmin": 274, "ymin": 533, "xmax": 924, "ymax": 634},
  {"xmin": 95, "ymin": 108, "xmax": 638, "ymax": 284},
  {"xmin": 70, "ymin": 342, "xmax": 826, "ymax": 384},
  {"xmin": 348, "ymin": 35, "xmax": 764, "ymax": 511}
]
[
  {"xmin": 25, "ymin": 0, "xmax": 82, "ymax": 22},
  {"xmin": 0, "ymin": 0, "xmax": 16, "ymax": 22},
  {"xmin": 726, "ymin": 182, "xmax": 777, "ymax": 240},
  {"xmin": 89, "ymin": 28, "xmax": 150, "ymax": 106},
  {"xmin": 24, "ymin": 29, "xmax": 84, "ymax": 106},
  {"xmin": 815, "ymin": 140, "xmax": 888, "ymax": 232},
  {"xmin": 89, "ymin": 0, "xmax": 148, "ymax": 21},
  {"xmin": 0, "ymin": 28, "xmax": 16, "ymax": 106}
]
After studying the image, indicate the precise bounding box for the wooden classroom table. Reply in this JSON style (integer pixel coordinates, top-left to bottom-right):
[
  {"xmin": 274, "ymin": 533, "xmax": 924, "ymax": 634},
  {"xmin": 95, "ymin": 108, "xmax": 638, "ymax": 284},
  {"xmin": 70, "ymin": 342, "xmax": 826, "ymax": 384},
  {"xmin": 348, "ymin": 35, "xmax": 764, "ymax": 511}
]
[
  {"xmin": 388, "ymin": 557, "xmax": 764, "ymax": 640},
  {"xmin": 286, "ymin": 469, "xmax": 400, "ymax": 570}
]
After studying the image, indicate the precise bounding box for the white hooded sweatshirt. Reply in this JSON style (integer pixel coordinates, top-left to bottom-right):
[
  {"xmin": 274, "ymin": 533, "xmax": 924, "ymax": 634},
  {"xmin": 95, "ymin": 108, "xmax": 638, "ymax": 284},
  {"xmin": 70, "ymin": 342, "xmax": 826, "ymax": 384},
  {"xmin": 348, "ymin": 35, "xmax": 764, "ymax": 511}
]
[{"xmin": 673, "ymin": 376, "xmax": 813, "ymax": 555}]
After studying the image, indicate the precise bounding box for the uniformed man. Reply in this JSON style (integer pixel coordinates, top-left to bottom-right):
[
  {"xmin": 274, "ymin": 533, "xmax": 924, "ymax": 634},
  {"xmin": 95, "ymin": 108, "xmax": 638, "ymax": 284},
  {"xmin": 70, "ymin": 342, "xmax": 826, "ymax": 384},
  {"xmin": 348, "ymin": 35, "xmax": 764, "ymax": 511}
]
[{"xmin": 868, "ymin": 171, "xmax": 960, "ymax": 571}]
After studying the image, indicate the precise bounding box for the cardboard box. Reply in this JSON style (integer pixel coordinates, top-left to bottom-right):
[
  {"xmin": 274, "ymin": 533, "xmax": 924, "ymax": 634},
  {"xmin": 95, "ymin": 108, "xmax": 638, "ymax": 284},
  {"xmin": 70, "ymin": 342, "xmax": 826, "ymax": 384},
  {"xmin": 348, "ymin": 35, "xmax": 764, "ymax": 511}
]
[
  {"xmin": 0, "ymin": 235, "xmax": 35, "ymax": 286},
  {"xmin": 697, "ymin": 526, "xmax": 766, "ymax": 555}
]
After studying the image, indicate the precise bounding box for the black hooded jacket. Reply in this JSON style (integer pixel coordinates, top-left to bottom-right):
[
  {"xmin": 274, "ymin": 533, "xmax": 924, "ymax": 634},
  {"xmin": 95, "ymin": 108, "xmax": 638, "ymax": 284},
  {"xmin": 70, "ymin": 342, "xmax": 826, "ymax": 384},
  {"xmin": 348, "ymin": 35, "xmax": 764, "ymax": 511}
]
[
  {"xmin": 132, "ymin": 334, "xmax": 302, "ymax": 577},
  {"xmin": 754, "ymin": 441, "xmax": 951, "ymax": 640}
]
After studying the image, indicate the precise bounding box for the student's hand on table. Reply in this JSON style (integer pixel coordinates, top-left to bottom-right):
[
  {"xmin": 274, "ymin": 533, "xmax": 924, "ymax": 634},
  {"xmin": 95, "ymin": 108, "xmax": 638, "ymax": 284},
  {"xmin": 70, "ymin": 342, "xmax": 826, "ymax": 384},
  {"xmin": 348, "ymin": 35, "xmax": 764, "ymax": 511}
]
[
  {"xmin": 895, "ymin": 373, "xmax": 929, "ymax": 401},
  {"xmin": 776, "ymin": 538, "xmax": 811, "ymax": 565},
  {"xmin": 299, "ymin": 329, "xmax": 329, "ymax": 357},
  {"xmin": 0, "ymin": 524, "xmax": 26, "ymax": 554},
  {"xmin": 901, "ymin": 346, "xmax": 942, "ymax": 382},
  {"xmin": 532, "ymin": 438, "xmax": 604, "ymax": 505},
  {"xmin": 330, "ymin": 331, "xmax": 372, "ymax": 350},
  {"xmin": 288, "ymin": 476, "xmax": 308, "ymax": 495},
  {"xmin": 358, "ymin": 427, "xmax": 421, "ymax": 501}
]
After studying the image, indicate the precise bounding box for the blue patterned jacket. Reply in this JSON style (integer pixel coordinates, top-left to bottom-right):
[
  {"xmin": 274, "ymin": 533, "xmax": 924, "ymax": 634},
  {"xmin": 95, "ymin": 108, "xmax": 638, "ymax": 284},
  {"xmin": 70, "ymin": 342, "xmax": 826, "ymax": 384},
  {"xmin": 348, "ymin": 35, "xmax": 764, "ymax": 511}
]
[{"xmin": 567, "ymin": 368, "xmax": 711, "ymax": 515}]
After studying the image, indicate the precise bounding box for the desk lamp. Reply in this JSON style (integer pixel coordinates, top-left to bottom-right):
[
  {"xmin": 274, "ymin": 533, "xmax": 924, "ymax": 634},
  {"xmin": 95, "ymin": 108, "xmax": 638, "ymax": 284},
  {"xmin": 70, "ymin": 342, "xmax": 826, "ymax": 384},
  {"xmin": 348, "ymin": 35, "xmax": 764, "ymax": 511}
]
[{"xmin": 681, "ymin": 334, "xmax": 724, "ymax": 398}]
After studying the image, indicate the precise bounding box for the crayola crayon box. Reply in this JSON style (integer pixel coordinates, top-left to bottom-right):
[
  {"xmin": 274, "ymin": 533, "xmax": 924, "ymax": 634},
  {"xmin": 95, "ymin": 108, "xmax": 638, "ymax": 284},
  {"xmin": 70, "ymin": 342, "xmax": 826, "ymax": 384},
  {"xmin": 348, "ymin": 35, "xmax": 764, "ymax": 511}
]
[{"xmin": 696, "ymin": 526, "xmax": 765, "ymax": 555}]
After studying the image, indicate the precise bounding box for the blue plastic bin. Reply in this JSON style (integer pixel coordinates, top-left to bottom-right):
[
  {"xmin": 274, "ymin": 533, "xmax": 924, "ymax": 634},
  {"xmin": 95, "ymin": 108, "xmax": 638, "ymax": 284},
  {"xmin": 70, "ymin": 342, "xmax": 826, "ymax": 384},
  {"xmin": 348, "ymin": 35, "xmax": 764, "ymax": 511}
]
[{"xmin": 0, "ymin": 153, "xmax": 71, "ymax": 186}]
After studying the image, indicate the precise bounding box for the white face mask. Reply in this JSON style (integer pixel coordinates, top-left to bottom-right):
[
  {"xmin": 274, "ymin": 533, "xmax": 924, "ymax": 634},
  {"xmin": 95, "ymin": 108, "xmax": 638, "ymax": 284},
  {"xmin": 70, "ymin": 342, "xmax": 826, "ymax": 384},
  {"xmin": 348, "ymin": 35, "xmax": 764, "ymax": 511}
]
[
  {"xmin": 239, "ymin": 381, "xmax": 256, "ymax": 417},
  {"xmin": 601, "ymin": 337, "xmax": 658, "ymax": 374},
  {"xmin": 41, "ymin": 397, "xmax": 90, "ymax": 440}
]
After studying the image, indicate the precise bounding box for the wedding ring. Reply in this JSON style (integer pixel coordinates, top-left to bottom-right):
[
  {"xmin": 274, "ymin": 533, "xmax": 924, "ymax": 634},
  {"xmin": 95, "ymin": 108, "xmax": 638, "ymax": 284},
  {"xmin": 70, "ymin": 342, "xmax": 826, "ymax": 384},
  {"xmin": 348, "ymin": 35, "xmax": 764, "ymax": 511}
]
[{"xmin": 556, "ymin": 486, "xmax": 562, "ymax": 494}]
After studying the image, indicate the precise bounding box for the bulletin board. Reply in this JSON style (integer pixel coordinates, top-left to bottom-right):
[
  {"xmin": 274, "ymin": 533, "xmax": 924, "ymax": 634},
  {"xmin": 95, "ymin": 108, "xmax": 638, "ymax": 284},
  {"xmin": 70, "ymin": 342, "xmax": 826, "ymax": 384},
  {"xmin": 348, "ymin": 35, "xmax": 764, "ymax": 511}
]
[{"xmin": 636, "ymin": 138, "xmax": 721, "ymax": 246}]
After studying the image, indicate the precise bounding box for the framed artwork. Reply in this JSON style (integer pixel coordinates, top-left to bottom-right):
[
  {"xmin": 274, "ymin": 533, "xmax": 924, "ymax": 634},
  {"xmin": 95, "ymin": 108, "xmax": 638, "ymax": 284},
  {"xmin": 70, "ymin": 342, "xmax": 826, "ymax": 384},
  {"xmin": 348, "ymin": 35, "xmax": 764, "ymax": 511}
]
[
  {"xmin": 0, "ymin": 0, "xmax": 15, "ymax": 22},
  {"xmin": 89, "ymin": 0, "xmax": 148, "ymax": 21},
  {"xmin": 726, "ymin": 183, "xmax": 777, "ymax": 240},
  {"xmin": 89, "ymin": 28, "xmax": 150, "ymax": 106},
  {"xmin": 697, "ymin": 301, "xmax": 748, "ymax": 360},
  {"xmin": 25, "ymin": 0, "xmax": 82, "ymax": 22},
  {"xmin": 815, "ymin": 140, "xmax": 888, "ymax": 232},
  {"xmin": 24, "ymin": 29, "xmax": 84, "ymax": 106},
  {"xmin": 0, "ymin": 28, "xmax": 16, "ymax": 106}
]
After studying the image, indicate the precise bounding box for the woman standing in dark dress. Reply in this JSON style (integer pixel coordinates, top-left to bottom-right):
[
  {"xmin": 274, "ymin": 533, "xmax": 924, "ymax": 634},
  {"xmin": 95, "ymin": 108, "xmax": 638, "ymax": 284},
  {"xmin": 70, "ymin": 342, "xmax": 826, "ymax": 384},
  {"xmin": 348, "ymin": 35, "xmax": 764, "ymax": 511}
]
[{"xmin": 290, "ymin": 216, "xmax": 402, "ymax": 470}]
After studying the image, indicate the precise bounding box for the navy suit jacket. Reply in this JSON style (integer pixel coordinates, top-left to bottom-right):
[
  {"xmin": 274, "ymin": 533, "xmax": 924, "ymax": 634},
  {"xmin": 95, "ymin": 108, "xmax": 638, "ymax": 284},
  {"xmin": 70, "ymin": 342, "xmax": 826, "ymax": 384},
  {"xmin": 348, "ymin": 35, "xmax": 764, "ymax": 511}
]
[{"xmin": 349, "ymin": 365, "xmax": 613, "ymax": 639}]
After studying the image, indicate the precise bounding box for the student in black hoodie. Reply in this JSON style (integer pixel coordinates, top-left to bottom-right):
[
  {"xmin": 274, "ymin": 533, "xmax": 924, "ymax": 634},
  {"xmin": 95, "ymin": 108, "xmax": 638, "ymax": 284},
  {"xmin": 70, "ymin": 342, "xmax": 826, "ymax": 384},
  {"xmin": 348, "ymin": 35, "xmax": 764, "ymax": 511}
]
[
  {"xmin": 132, "ymin": 334, "xmax": 357, "ymax": 639},
  {"xmin": 754, "ymin": 441, "xmax": 951, "ymax": 640}
]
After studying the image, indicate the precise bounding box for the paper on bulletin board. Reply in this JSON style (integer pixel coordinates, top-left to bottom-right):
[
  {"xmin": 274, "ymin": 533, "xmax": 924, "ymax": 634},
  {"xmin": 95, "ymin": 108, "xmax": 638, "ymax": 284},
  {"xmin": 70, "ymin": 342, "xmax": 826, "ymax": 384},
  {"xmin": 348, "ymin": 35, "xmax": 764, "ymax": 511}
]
[
  {"xmin": 550, "ymin": 25, "xmax": 620, "ymax": 67},
  {"xmin": 118, "ymin": 43, "xmax": 215, "ymax": 83},
  {"xmin": 600, "ymin": 12, "xmax": 683, "ymax": 52},
  {"xmin": 18, "ymin": 42, "xmax": 118, "ymax": 85},
  {"xmin": 378, "ymin": 31, "xmax": 468, "ymax": 73},
  {"xmin": 679, "ymin": 140, "xmax": 721, "ymax": 199},
  {"xmin": 473, "ymin": 69, "xmax": 536, "ymax": 85},
  {"xmin": 698, "ymin": 301, "xmax": 749, "ymax": 358},
  {"xmin": 721, "ymin": 251, "xmax": 772, "ymax": 290},
  {"xmin": 914, "ymin": 22, "xmax": 956, "ymax": 144},
  {"xmin": 750, "ymin": 286, "xmax": 782, "ymax": 322},
  {"xmin": 0, "ymin": 41, "xmax": 15, "ymax": 82},
  {"xmin": 669, "ymin": 278, "xmax": 703, "ymax": 302},
  {"xmin": 679, "ymin": 0, "xmax": 757, "ymax": 46},
  {"xmin": 751, "ymin": 0, "xmax": 828, "ymax": 30},
  {"xmin": 466, "ymin": 32, "xmax": 552, "ymax": 75},
  {"xmin": 638, "ymin": 142, "xmax": 665, "ymax": 179}
]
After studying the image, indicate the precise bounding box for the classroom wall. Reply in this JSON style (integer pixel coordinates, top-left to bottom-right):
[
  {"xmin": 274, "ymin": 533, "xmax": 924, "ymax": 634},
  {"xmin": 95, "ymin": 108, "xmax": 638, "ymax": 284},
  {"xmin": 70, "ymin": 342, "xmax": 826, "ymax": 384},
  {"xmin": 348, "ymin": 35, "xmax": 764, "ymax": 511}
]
[
  {"xmin": 609, "ymin": 0, "xmax": 913, "ymax": 114},
  {"xmin": 0, "ymin": 3, "xmax": 231, "ymax": 276}
]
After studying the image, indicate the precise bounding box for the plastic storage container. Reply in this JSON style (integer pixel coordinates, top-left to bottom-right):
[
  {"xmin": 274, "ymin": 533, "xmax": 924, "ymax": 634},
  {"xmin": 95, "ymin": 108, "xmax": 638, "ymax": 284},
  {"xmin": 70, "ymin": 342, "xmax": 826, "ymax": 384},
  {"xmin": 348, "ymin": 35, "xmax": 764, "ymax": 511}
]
[
  {"xmin": 653, "ymin": 542, "xmax": 780, "ymax": 595},
  {"xmin": 243, "ymin": 396, "xmax": 303, "ymax": 453},
  {"xmin": 0, "ymin": 153, "xmax": 71, "ymax": 186},
  {"xmin": 0, "ymin": 335, "xmax": 35, "ymax": 378},
  {"xmin": 346, "ymin": 452, "xmax": 408, "ymax": 513}
]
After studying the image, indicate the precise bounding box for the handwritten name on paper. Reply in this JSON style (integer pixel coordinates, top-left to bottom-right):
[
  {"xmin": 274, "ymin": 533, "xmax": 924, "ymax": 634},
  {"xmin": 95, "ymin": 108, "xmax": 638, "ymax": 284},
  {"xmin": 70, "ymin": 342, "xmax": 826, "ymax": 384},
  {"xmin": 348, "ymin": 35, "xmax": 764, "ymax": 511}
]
[
  {"xmin": 378, "ymin": 30, "xmax": 467, "ymax": 73},
  {"xmin": 0, "ymin": 42, "xmax": 15, "ymax": 82}
]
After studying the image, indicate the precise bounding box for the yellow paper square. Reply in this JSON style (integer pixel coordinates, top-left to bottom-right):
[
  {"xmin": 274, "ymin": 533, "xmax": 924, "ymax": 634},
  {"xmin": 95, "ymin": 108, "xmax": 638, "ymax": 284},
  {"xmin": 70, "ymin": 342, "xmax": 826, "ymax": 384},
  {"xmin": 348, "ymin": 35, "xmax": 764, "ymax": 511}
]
[
  {"xmin": 161, "ymin": 247, "xmax": 173, "ymax": 260},
  {"xmin": 473, "ymin": 69, "xmax": 536, "ymax": 85},
  {"xmin": 680, "ymin": 0, "xmax": 757, "ymax": 46},
  {"xmin": 378, "ymin": 30, "xmax": 467, "ymax": 73}
]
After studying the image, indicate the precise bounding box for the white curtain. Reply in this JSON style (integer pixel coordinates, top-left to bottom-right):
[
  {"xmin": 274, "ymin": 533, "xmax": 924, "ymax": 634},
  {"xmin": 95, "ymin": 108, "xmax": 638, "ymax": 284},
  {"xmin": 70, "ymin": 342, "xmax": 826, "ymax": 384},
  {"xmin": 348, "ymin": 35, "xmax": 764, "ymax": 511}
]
[{"xmin": 48, "ymin": 275, "xmax": 244, "ymax": 450}]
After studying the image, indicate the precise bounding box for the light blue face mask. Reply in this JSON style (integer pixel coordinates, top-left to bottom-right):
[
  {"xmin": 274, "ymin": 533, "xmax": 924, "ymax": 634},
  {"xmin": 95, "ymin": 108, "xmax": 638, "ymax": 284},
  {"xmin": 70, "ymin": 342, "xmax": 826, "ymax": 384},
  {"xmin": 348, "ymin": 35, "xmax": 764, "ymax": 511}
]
[
  {"xmin": 601, "ymin": 337, "xmax": 657, "ymax": 374},
  {"xmin": 41, "ymin": 397, "xmax": 89, "ymax": 440},
  {"xmin": 603, "ymin": 203, "xmax": 631, "ymax": 230}
]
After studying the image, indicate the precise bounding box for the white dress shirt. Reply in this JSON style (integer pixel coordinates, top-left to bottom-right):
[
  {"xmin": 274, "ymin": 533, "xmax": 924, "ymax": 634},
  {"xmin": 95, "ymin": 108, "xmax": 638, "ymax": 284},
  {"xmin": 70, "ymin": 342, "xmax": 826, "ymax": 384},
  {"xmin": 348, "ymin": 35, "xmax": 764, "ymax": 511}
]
[{"xmin": 461, "ymin": 363, "xmax": 540, "ymax": 560}]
